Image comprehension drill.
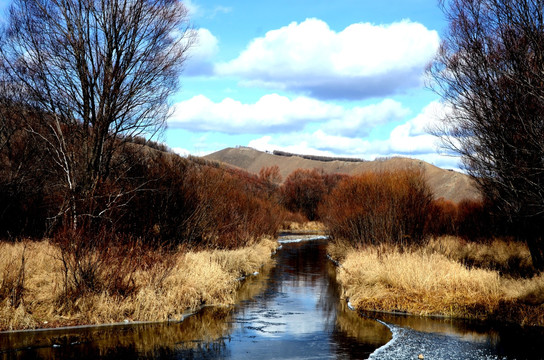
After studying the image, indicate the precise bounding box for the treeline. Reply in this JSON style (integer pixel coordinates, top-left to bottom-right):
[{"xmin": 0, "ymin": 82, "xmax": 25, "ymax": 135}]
[
  {"xmin": 280, "ymin": 168, "xmax": 511, "ymax": 247},
  {"xmin": 272, "ymin": 150, "xmax": 366, "ymax": 163},
  {"xmin": 0, "ymin": 108, "xmax": 284, "ymax": 249}
]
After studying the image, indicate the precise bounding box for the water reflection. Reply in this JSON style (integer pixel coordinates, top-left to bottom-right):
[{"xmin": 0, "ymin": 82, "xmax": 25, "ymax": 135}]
[{"xmin": 1, "ymin": 239, "xmax": 391, "ymax": 359}]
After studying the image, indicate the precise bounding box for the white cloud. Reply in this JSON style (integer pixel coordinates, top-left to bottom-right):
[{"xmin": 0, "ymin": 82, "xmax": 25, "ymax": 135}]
[
  {"xmin": 216, "ymin": 18, "xmax": 440, "ymax": 100},
  {"xmin": 184, "ymin": 1, "xmax": 231, "ymax": 19},
  {"xmin": 323, "ymin": 99, "xmax": 409, "ymax": 137},
  {"xmin": 388, "ymin": 101, "xmax": 446, "ymax": 154},
  {"xmin": 172, "ymin": 147, "xmax": 191, "ymax": 157},
  {"xmin": 183, "ymin": 0, "xmax": 200, "ymax": 16},
  {"xmin": 209, "ymin": 5, "xmax": 232, "ymax": 18},
  {"xmin": 247, "ymin": 101, "xmax": 462, "ymax": 169},
  {"xmin": 169, "ymin": 94, "xmax": 409, "ymax": 135},
  {"xmin": 184, "ymin": 28, "xmax": 219, "ymax": 76}
]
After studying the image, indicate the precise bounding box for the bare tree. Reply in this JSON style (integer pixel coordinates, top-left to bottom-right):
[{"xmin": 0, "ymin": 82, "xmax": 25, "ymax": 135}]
[
  {"xmin": 0, "ymin": 0, "xmax": 194, "ymax": 230},
  {"xmin": 428, "ymin": 0, "xmax": 544, "ymax": 269}
]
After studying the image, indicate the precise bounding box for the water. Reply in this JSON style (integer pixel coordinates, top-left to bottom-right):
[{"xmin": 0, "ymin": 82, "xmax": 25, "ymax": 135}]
[
  {"xmin": 1, "ymin": 237, "xmax": 544, "ymax": 359},
  {"xmin": 368, "ymin": 312, "xmax": 544, "ymax": 359}
]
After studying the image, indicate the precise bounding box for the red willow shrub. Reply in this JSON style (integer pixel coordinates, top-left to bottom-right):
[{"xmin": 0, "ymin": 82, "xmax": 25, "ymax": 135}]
[
  {"xmin": 282, "ymin": 169, "xmax": 327, "ymax": 221},
  {"xmin": 281, "ymin": 169, "xmax": 346, "ymax": 221},
  {"xmin": 178, "ymin": 165, "xmax": 285, "ymax": 249},
  {"xmin": 320, "ymin": 169, "xmax": 433, "ymax": 247},
  {"xmin": 456, "ymin": 199, "xmax": 494, "ymax": 240},
  {"xmin": 427, "ymin": 198, "xmax": 459, "ymax": 236},
  {"xmin": 426, "ymin": 198, "xmax": 498, "ymax": 240},
  {"xmin": 109, "ymin": 151, "xmax": 285, "ymax": 249},
  {"xmin": 0, "ymin": 118, "xmax": 284, "ymax": 249}
]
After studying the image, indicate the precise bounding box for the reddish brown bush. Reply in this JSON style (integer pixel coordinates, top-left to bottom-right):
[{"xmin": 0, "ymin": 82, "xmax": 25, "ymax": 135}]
[
  {"xmin": 427, "ymin": 198, "xmax": 459, "ymax": 236},
  {"xmin": 53, "ymin": 227, "xmax": 165, "ymax": 300},
  {"xmin": 178, "ymin": 165, "xmax": 284, "ymax": 248},
  {"xmin": 109, "ymin": 152, "xmax": 285, "ymax": 249},
  {"xmin": 320, "ymin": 169, "xmax": 433, "ymax": 247},
  {"xmin": 281, "ymin": 169, "xmax": 327, "ymax": 221},
  {"xmin": 259, "ymin": 165, "xmax": 282, "ymax": 185},
  {"xmin": 456, "ymin": 199, "xmax": 493, "ymax": 240}
]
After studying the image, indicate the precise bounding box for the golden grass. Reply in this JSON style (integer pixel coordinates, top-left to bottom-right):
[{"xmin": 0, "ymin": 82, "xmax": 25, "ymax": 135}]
[
  {"xmin": 0, "ymin": 237, "xmax": 278, "ymax": 331},
  {"xmin": 330, "ymin": 236, "xmax": 544, "ymax": 326},
  {"xmin": 281, "ymin": 221, "xmax": 327, "ymax": 233},
  {"xmin": 425, "ymin": 236, "xmax": 533, "ymax": 275}
]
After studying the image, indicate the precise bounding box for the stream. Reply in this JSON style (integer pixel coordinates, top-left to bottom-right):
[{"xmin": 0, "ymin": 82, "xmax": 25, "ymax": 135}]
[{"xmin": 1, "ymin": 236, "xmax": 544, "ymax": 359}]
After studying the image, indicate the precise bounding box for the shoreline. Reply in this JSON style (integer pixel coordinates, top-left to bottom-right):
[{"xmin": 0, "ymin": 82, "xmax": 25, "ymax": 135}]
[
  {"xmin": 328, "ymin": 237, "xmax": 544, "ymax": 328},
  {"xmin": 0, "ymin": 301, "xmax": 233, "ymax": 335},
  {"xmin": 0, "ymin": 237, "xmax": 278, "ymax": 332}
]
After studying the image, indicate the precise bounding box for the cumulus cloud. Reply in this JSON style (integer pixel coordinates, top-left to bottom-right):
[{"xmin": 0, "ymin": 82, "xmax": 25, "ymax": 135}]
[
  {"xmin": 387, "ymin": 101, "xmax": 445, "ymax": 154},
  {"xmin": 247, "ymin": 101, "xmax": 461, "ymax": 169},
  {"xmin": 216, "ymin": 18, "xmax": 440, "ymax": 100},
  {"xmin": 323, "ymin": 99, "xmax": 409, "ymax": 137},
  {"xmin": 169, "ymin": 94, "xmax": 409, "ymax": 135},
  {"xmin": 184, "ymin": 28, "xmax": 219, "ymax": 76}
]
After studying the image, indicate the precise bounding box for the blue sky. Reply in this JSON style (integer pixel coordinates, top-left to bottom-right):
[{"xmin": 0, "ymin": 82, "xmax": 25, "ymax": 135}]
[
  {"xmin": 0, "ymin": 0, "xmax": 460, "ymax": 169},
  {"xmin": 169, "ymin": 0, "xmax": 459, "ymax": 168}
]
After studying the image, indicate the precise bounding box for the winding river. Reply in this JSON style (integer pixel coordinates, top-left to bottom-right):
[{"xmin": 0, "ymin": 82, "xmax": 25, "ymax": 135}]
[{"xmin": 1, "ymin": 236, "xmax": 544, "ymax": 359}]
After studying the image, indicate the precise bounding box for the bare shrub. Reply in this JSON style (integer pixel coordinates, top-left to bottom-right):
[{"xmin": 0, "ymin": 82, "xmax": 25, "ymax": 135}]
[
  {"xmin": 427, "ymin": 198, "xmax": 458, "ymax": 236},
  {"xmin": 282, "ymin": 169, "xmax": 327, "ymax": 221},
  {"xmin": 178, "ymin": 165, "xmax": 284, "ymax": 249},
  {"xmin": 259, "ymin": 165, "xmax": 282, "ymax": 185},
  {"xmin": 427, "ymin": 197, "xmax": 501, "ymax": 241},
  {"xmin": 52, "ymin": 228, "xmax": 167, "ymax": 303},
  {"xmin": 320, "ymin": 169, "xmax": 433, "ymax": 247},
  {"xmin": 83, "ymin": 149, "xmax": 284, "ymax": 250},
  {"xmin": 456, "ymin": 199, "xmax": 494, "ymax": 240}
]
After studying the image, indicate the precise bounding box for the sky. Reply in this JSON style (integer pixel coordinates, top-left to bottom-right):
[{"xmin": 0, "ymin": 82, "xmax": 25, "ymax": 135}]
[
  {"xmin": 169, "ymin": 0, "xmax": 460, "ymax": 169},
  {"xmin": 0, "ymin": 0, "xmax": 460, "ymax": 169}
]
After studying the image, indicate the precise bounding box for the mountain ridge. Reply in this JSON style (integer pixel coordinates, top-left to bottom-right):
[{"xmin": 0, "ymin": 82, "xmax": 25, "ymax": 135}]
[{"xmin": 204, "ymin": 147, "xmax": 480, "ymax": 203}]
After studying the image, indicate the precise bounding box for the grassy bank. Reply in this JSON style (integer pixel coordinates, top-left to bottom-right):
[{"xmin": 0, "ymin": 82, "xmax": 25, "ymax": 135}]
[
  {"xmin": 281, "ymin": 221, "xmax": 327, "ymax": 234},
  {"xmin": 329, "ymin": 236, "xmax": 544, "ymax": 326},
  {"xmin": 0, "ymin": 238, "xmax": 278, "ymax": 331}
]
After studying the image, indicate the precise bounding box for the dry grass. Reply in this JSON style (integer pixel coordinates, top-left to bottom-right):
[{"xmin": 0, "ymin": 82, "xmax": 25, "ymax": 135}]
[
  {"xmin": 0, "ymin": 237, "xmax": 278, "ymax": 331},
  {"xmin": 329, "ymin": 236, "xmax": 544, "ymax": 326},
  {"xmin": 281, "ymin": 221, "xmax": 327, "ymax": 233},
  {"xmin": 425, "ymin": 236, "xmax": 533, "ymax": 276}
]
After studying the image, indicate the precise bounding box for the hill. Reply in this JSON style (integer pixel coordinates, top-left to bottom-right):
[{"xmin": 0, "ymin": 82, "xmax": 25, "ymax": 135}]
[{"xmin": 204, "ymin": 147, "xmax": 480, "ymax": 203}]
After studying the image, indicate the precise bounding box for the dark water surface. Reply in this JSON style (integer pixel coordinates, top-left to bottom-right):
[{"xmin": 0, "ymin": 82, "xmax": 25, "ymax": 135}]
[{"xmin": 2, "ymin": 237, "xmax": 544, "ymax": 359}]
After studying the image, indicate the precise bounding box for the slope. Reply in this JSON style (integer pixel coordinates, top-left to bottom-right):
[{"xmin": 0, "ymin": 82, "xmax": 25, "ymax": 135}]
[{"xmin": 204, "ymin": 147, "xmax": 480, "ymax": 203}]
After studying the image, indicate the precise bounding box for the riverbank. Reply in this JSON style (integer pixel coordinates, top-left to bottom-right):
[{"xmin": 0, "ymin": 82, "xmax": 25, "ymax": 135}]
[
  {"xmin": 0, "ymin": 238, "xmax": 278, "ymax": 331},
  {"xmin": 329, "ymin": 236, "xmax": 544, "ymax": 327}
]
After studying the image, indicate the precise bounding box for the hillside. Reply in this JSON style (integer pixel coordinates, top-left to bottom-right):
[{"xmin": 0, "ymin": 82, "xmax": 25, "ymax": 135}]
[{"xmin": 204, "ymin": 147, "xmax": 480, "ymax": 203}]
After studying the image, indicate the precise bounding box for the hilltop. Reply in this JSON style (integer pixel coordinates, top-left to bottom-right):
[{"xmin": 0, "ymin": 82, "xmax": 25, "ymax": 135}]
[{"xmin": 204, "ymin": 147, "xmax": 480, "ymax": 203}]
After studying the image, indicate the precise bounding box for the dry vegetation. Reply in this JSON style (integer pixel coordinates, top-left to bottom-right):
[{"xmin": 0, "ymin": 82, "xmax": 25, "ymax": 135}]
[
  {"xmin": 320, "ymin": 168, "xmax": 544, "ymax": 326},
  {"xmin": 0, "ymin": 238, "xmax": 277, "ymax": 331},
  {"xmin": 0, "ymin": 108, "xmax": 291, "ymax": 330},
  {"xmin": 329, "ymin": 237, "xmax": 544, "ymax": 326},
  {"xmin": 204, "ymin": 147, "xmax": 481, "ymax": 203},
  {"xmin": 320, "ymin": 170, "xmax": 432, "ymax": 248},
  {"xmin": 280, "ymin": 221, "xmax": 327, "ymax": 233}
]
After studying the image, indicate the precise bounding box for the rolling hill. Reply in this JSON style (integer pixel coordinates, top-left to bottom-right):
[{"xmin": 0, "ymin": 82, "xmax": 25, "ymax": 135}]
[{"xmin": 204, "ymin": 147, "xmax": 480, "ymax": 203}]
